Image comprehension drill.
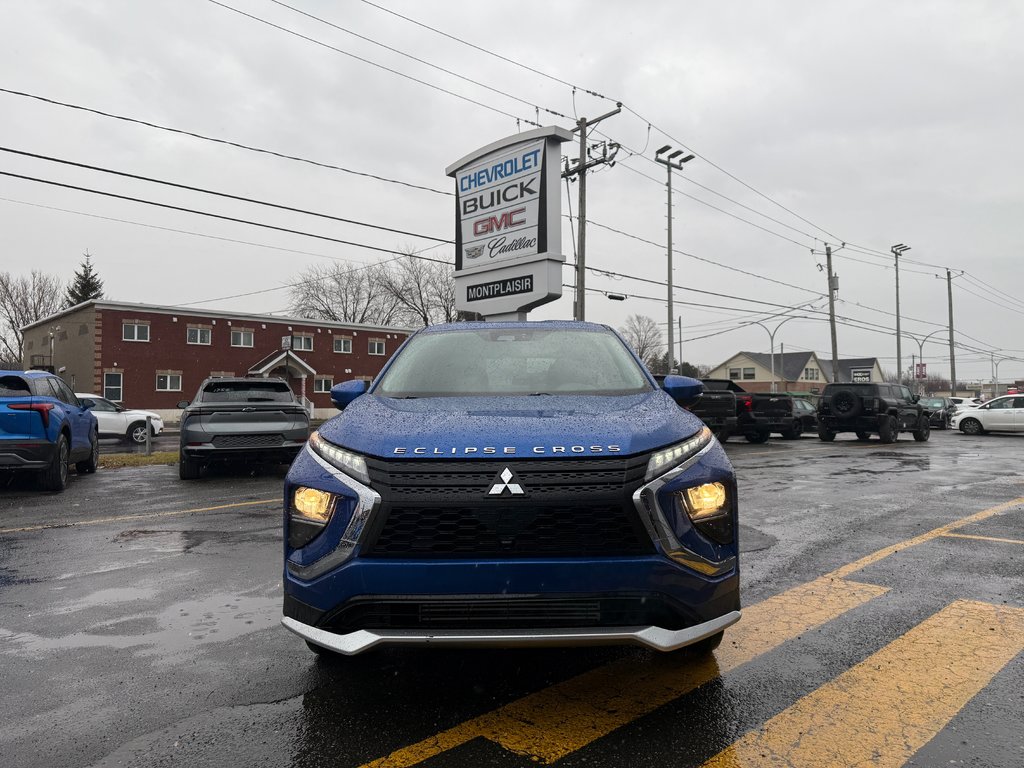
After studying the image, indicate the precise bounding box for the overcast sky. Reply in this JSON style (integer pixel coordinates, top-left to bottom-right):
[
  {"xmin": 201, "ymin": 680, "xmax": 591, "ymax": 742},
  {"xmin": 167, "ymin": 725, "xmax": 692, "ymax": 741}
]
[{"xmin": 3, "ymin": 0, "xmax": 1022, "ymax": 382}]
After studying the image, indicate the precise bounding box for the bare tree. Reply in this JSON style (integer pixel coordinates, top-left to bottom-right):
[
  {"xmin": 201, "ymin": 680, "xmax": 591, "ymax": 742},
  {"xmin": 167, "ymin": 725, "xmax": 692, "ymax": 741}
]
[
  {"xmin": 0, "ymin": 270, "xmax": 65, "ymax": 366},
  {"xmin": 377, "ymin": 251, "xmax": 457, "ymax": 327},
  {"xmin": 287, "ymin": 262, "xmax": 403, "ymax": 326},
  {"xmin": 619, "ymin": 314, "xmax": 663, "ymax": 369}
]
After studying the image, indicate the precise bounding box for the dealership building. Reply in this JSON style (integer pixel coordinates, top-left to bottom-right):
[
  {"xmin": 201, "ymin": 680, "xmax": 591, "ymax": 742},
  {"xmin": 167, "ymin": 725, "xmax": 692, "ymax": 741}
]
[{"xmin": 21, "ymin": 300, "xmax": 411, "ymax": 419}]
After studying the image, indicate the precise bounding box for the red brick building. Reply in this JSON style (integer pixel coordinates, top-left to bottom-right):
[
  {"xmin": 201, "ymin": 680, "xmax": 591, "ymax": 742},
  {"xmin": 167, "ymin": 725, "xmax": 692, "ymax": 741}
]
[{"xmin": 21, "ymin": 301, "xmax": 412, "ymax": 419}]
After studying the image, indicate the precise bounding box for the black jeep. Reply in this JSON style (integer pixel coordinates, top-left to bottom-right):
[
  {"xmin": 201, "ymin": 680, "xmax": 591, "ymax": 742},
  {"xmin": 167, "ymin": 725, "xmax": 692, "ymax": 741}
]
[{"xmin": 816, "ymin": 382, "xmax": 931, "ymax": 444}]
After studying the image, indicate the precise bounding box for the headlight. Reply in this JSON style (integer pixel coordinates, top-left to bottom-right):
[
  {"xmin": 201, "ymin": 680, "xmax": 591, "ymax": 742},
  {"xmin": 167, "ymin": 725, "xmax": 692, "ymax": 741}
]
[
  {"xmin": 645, "ymin": 427, "xmax": 713, "ymax": 480},
  {"xmin": 292, "ymin": 486, "xmax": 336, "ymax": 523},
  {"xmin": 683, "ymin": 482, "xmax": 728, "ymax": 519},
  {"xmin": 289, "ymin": 486, "xmax": 338, "ymax": 548},
  {"xmin": 678, "ymin": 481, "xmax": 733, "ymax": 544},
  {"xmin": 309, "ymin": 430, "xmax": 370, "ymax": 484}
]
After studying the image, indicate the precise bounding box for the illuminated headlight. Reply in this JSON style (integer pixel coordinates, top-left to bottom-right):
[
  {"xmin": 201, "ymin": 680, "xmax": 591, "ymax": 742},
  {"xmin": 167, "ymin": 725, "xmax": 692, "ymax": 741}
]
[
  {"xmin": 678, "ymin": 481, "xmax": 733, "ymax": 544},
  {"xmin": 292, "ymin": 487, "xmax": 336, "ymax": 524},
  {"xmin": 646, "ymin": 427, "xmax": 713, "ymax": 480},
  {"xmin": 683, "ymin": 482, "xmax": 728, "ymax": 519},
  {"xmin": 309, "ymin": 430, "xmax": 370, "ymax": 484},
  {"xmin": 289, "ymin": 486, "xmax": 338, "ymax": 548}
]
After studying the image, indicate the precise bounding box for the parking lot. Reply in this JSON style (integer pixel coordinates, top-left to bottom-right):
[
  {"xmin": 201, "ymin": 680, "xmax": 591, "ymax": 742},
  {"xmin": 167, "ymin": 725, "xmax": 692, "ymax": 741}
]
[{"xmin": 1, "ymin": 429, "xmax": 1022, "ymax": 768}]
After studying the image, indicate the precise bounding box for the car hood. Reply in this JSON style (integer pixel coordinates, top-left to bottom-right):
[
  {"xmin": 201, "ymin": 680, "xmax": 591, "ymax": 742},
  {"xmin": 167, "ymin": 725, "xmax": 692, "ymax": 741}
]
[
  {"xmin": 124, "ymin": 408, "xmax": 162, "ymax": 420},
  {"xmin": 317, "ymin": 391, "xmax": 704, "ymax": 459}
]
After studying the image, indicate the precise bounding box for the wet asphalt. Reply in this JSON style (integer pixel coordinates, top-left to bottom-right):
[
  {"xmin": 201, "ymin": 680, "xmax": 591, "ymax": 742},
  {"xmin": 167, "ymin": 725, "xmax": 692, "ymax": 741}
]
[{"xmin": 0, "ymin": 429, "xmax": 1021, "ymax": 768}]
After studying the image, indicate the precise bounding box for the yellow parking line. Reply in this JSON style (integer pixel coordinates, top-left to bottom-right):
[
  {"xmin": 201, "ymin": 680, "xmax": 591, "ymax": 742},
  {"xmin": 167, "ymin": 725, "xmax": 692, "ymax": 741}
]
[
  {"xmin": 829, "ymin": 496, "xmax": 1024, "ymax": 579},
  {"xmin": 0, "ymin": 498, "xmax": 279, "ymax": 534},
  {"xmin": 942, "ymin": 532, "xmax": 1024, "ymax": 546},
  {"xmin": 361, "ymin": 577, "xmax": 888, "ymax": 767},
  {"xmin": 702, "ymin": 600, "xmax": 1024, "ymax": 768}
]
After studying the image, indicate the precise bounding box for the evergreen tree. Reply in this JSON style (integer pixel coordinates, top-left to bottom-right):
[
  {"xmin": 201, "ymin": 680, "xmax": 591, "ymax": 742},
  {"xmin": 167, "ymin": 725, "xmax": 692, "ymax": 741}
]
[{"xmin": 65, "ymin": 252, "xmax": 104, "ymax": 307}]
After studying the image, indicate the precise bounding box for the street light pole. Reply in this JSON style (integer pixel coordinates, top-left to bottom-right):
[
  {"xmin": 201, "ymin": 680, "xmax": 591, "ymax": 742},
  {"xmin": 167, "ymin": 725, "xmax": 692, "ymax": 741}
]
[
  {"xmin": 903, "ymin": 329, "xmax": 944, "ymax": 394},
  {"xmin": 751, "ymin": 314, "xmax": 808, "ymax": 393},
  {"xmin": 891, "ymin": 244, "xmax": 910, "ymax": 385},
  {"xmin": 655, "ymin": 145, "xmax": 694, "ymax": 373}
]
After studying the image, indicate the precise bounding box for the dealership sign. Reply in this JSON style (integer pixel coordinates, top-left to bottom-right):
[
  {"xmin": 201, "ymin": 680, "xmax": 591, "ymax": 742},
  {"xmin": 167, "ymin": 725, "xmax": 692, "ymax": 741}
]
[{"xmin": 446, "ymin": 126, "xmax": 572, "ymax": 320}]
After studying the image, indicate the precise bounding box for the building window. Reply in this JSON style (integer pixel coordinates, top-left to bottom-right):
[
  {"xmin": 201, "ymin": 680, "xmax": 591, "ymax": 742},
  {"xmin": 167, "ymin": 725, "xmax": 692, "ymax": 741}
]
[
  {"xmin": 804, "ymin": 368, "xmax": 819, "ymax": 381},
  {"xmin": 156, "ymin": 373, "xmax": 182, "ymax": 391},
  {"xmin": 231, "ymin": 330, "xmax": 253, "ymax": 347},
  {"xmin": 334, "ymin": 337, "xmax": 352, "ymax": 354},
  {"xmin": 123, "ymin": 322, "xmax": 150, "ymax": 342},
  {"xmin": 187, "ymin": 327, "xmax": 212, "ymax": 345},
  {"xmin": 104, "ymin": 372, "xmax": 123, "ymax": 402},
  {"xmin": 742, "ymin": 367, "xmax": 755, "ymax": 380},
  {"xmin": 369, "ymin": 339, "xmax": 386, "ymax": 356},
  {"xmin": 314, "ymin": 377, "xmax": 333, "ymax": 393},
  {"xmin": 292, "ymin": 334, "xmax": 313, "ymax": 351},
  {"xmin": 728, "ymin": 368, "xmax": 741, "ymax": 380}
]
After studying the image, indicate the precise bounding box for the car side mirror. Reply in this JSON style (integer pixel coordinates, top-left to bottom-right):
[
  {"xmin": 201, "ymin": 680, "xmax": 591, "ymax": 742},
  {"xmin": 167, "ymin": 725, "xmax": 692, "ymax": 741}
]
[
  {"xmin": 176, "ymin": 400, "xmax": 190, "ymax": 409},
  {"xmin": 661, "ymin": 375, "xmax": 704, "ymax": 407},
  {"xmin": 912, "ymin": 394, "xmax": 920, "ymax": 403},
  {"xmin": 81, "ymin": 398, "xmax": 95, "ymax": 409},
  {"xmin": 331, "ymin": 379, "xmax": 368, "ymax": 410}
]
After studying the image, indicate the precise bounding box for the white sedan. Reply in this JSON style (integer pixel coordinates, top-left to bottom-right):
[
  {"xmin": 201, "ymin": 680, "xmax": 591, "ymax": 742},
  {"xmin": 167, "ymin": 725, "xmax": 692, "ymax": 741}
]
[
  {"xmin": 950, "ymin": 395, "xmax": 1024, "ymax": 435},
  {"xmin": 75, "ymin": 393, "xmax": 165, "ymax": 444}
]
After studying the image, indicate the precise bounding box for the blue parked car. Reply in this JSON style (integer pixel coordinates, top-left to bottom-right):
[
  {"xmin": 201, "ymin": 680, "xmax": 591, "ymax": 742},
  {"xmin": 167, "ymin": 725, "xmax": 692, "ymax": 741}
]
[
  {"xmin": 0, "ymin": 370, "xmax": 99, "ymax": 491},
  {"xmin": 281, "ymin": 321, "xmax": 740, "ymax": 657}
]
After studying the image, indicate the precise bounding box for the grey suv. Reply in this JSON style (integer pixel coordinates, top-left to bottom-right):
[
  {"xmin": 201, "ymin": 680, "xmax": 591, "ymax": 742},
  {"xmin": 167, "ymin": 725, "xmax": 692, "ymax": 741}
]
[
  {"xmin": 177, "ymin": 377, "xmax": 310, "ymax": 479},
  {"xmin": 816, "ymin": 382, "xmax": 930, "ymax": 444}
]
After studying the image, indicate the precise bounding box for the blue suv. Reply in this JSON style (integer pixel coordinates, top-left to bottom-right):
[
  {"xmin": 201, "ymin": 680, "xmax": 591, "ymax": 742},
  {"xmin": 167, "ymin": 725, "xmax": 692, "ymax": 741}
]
[
  {"xmin": 281, "ymin": 322, "xmax": 740, "ymax": 656},
  {"xmin": 0, "ymin": 370, "xmax": 99, "ymax": 491}
]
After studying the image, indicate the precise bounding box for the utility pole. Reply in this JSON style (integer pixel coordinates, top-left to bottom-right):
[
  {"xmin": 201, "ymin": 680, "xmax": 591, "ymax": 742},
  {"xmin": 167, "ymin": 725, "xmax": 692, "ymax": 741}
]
[
  {"xmin": 891, "ymin": 244, "xmax": 910, "ymax": 385},
  {"xmin": 947, "ymin": 269, "xmax": 957, "ymax": 397},
  {"xmin": 826, "ymin": 244, "xmax": 840, "ymax": 382},
  {"xmin": 654, "ymin": 145, "xmax": 695, "ymax": 373},
  {"xmin": 561, "ymin": 104, "xmax": 621, "ymax": 321}
]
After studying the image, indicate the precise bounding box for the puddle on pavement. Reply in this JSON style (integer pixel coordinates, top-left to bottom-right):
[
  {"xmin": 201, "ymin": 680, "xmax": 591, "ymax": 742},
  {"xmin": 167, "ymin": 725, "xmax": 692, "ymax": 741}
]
[
  {"xmin": 0, "ymin": 591, "xmax": 280, "ymax": 660},
  {"xmin": 44, "ymin": 586, "xmax": 160, "ymax": 615}
]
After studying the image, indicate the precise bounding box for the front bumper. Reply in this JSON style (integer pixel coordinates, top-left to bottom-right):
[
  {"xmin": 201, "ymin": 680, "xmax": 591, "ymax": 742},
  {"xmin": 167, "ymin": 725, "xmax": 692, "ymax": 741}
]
[
  {"xmin": 284, "ymin": 439, "xmax": 740, "ymax": 653},
  {"xmin": 283, "ymin": 609, "xmax": 741, "ymax": 655}
]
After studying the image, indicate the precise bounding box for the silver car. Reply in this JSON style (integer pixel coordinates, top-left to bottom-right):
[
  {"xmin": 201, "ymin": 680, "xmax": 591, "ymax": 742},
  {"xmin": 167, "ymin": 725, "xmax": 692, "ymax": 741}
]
[{"xmin": 177, "ymin": 377, "xmax": 310, "ymax": 480}]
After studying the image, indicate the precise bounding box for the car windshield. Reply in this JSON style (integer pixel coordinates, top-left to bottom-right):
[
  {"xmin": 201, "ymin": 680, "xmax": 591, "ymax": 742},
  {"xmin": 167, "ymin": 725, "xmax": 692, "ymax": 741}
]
[
  {"xmin": 374, "ymin": 327, "xmax": 652, "ymax": 398},
  {"xmin": 200, "ymin": 381, "xmax": 294, "ymax": 402},
  {"xmin": 921, "ymin": 398, "xmax": 945, "ymax": 408}
]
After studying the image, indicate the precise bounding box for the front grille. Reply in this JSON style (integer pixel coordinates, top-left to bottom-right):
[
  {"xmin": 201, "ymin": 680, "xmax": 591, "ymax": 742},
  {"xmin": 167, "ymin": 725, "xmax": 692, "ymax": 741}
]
[
  {"xmin": 211, "ymin": 433, "xmax": 284, "ymax": 448},
  {"xmin": 320, "ymin": 594, "xmax": 695, "ymax": 632},
  {"xmin": 362, "ymin": 455, "xmax": 654, "ymax": 558}
]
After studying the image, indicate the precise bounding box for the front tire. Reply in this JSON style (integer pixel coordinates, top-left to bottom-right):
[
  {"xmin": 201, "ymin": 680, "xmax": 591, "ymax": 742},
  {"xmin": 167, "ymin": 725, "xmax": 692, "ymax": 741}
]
[
  {"xmin": 687, "ymin": 630, "xmax": 725, "ymax": 656},
  {"xmin": 40, "ymin": 434, "xmax": 70, "ymax": 492},
  {"xmin": 817, "ymin": 424, "xmax": 836, "ymax": 442},
  {"xmin": 76, "ymin": 431, "xmax": 99, "ymax": 474},
  {"xmin": 127, "ymin": 421, "xmax": 149, "ymax": 445},
  {"xmin": 179, "ymin": 453, "xmax": 202, "ymax": 480},
  {"xmin": 912, "ymin": 415, "xmax": 931, "ymax": 442},
  {"xmin": 878, "ymin": 415, "xmax": 898, "ymax": 444},
  {"xmin": 959, "ymin": 418, "xmax": 984, "ymax": 436},
  {"xmin": 855, "ymin": 431, "xmax": 872, "ymax": 441},
  {"xmin": 715, "ymin": 428, "xmax": 730, "ymax": 444},
  {"xmin": 745, "ymin": 430, "xmax": 770, "ymax": 444}
]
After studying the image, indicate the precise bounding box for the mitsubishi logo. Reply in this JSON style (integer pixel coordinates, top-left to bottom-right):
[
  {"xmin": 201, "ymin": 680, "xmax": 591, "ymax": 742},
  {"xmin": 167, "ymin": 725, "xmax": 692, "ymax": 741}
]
[{"xmin": 488, "ymin": 467, "xmax": 526, "ymax": 496}]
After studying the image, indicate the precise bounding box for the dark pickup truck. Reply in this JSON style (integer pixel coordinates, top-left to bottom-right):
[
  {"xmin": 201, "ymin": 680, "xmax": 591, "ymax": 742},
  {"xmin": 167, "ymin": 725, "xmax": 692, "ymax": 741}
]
[
  {"xmin": 654, "ymin": 375, "xmax": 737, "ymax": 441},
  {"xmin": 701, "ymin": 380, "xmax": 796, "ymax": 443}
]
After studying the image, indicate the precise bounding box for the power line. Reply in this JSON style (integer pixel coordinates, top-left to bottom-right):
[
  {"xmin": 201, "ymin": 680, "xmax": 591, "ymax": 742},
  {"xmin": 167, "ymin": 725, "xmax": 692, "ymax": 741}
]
[
  {"xmin": 0, "ymin": 87, "xmax": 453, "ymax": 196},
  {"xmin": 207, "ymin": 0, "xmax": 540, "ymax": 128},
  {"xmin": 0, "ymin": 170, "xmax": 454, "ymax": 263},
  {"xmin": 0, "ymin": 146, "xmax": 453, "ymax": 244},
  {"xmin": 357, "ymin": 0, "xmax": 609, "ymax": 100},
  {"xmin": 268, "ymin": 0, "xmax": 570, "ymax": 121},
  {"xmin": 0, "ymin": 195, "xmax": 452, "ymax": 270}
]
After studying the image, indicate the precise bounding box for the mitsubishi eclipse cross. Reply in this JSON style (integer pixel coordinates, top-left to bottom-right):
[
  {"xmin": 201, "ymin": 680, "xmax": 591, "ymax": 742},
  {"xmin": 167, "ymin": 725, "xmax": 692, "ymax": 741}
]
[{"xmin": 281, "ymin": 321, "xmax": 740, "ymax": 656}]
